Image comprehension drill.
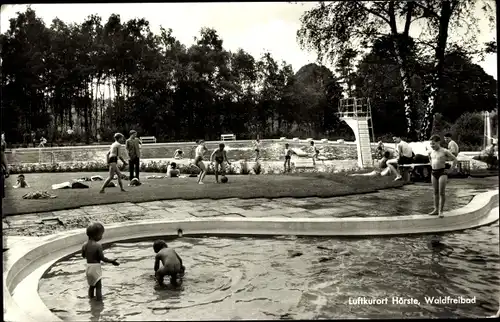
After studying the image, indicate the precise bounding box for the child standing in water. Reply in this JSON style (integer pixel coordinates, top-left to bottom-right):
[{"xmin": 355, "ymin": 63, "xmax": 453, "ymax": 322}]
[
  {"xmin": 153, "ymin": 240, "xmax": 185, "ymax": 286},
  {"xmin": 82, "ymin": 222, "xmax": 120, "ymax": 301},
  {"xmin": 427, "ymin": 135, "xmax": 457, "ymax": 217}
]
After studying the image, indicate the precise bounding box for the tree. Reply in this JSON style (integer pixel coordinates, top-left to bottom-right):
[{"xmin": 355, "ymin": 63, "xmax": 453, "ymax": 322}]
[
  {"xmin": 297, "ymin": 1, "xmax": 421, "ymax": 140},
  {"xmin": 412, "ymin": 0, "xmax": 496, "ymax": 139}
]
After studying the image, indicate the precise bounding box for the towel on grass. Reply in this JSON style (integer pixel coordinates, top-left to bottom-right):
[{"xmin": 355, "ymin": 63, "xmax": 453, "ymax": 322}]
[
  {"xmin": 52, "ymin": 181, "xmax": 89, "ymax": 190},
  {"xmin": 22, "ymin": 191, "xmax": 57, "ymax": 199}
]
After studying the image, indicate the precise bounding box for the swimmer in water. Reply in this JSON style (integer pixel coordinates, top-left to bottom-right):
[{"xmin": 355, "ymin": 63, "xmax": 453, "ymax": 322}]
[
  {"xmin": 211, "ymin": 143, "xmax": 231, "ymax": 183},
  {"xmin": 193, "ymin": 140, "xmax": 208, "ymax": 184},
  {"xmin": 153, "ymin": 240, "xmax": 185, "ymax": 286},
  {"xmin": 427, "ymin": 135, "xmax": 457, "ymax": 217},
  {"xmin": 82, "ymin": 222, "xmax": 120, "ymax": 301}
]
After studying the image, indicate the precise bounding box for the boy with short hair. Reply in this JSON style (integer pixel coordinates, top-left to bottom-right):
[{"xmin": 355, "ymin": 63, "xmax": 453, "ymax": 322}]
[
  {"xmin": 193, "ymin": 140, "xmax": 208, "ymax": 184},
  {"xmin": 13, "ymin": 174, "xmax": 30, "ymax": 188},
  {"xmin": 100, "ymin": 133, "xmax": 128, "ymax": 193},
  {"xmin": 82, "ymin": 222, "xmax": 120, "ymax": 301},
  {"xmin": 211, "ymin": 143, "xmax": 231, "ymax": 183},
  {"xmin": 428, "ymin": 135, "xmax": 458, "ymax": 217},
  {"xmin": 284, "ymin": 143, "xmax": 296, "ymax": 173},
  {"xmin": 310, "ymin": 141, "xmax": 320, "ymax": 166},
  {"xmin": 167, "ymin": 162, "xmax": 180, "ymax": 178},
  {"xmin": 153, "ymin": 240, "xmax": 185, "ymax": 286}
]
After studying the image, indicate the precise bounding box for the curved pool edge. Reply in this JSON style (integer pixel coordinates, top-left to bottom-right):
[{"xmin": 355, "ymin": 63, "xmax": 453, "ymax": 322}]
[{"xmin": 3, "ymin": 190, "xmax": 499, "ymax": 322}]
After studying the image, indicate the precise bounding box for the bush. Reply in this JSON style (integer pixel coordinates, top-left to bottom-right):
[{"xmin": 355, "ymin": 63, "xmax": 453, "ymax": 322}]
[
  {"xmin": 451, "ymin": 112, "xmax": 484, "ymax": 151},
  {"xmin": 6, "ymin": 159, "xmax": 361, "ymax": 175}
]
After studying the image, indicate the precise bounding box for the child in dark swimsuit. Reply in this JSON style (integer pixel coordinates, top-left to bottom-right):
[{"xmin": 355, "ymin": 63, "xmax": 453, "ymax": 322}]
[
  {"xmin": 153, "ymin": 240, "xmax": 185, "ymax": 286},
  {"xmin": 428, "ymin": 135, "xmax": 458, "ymax": 217},
  {"xmin": 210, "ymin": 143, "xmax": 231, "ymax": 183}
]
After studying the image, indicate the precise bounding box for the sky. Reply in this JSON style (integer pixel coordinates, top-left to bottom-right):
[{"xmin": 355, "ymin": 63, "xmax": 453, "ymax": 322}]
[{"xmin": 0, "ymin": 2, "xmax": 497, "ymax": 79}]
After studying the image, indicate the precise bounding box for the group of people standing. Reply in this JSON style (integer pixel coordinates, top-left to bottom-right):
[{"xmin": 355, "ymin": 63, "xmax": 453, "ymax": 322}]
[{"xmin": 363, "ymin": 133, "xmax": 460, "ymax": 217}]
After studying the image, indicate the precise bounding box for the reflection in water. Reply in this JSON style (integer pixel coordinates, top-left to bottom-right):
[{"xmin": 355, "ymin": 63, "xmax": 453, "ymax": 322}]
[{"xmin": 39, "ymin": 221, "xmax": 499, "ymax": 320}]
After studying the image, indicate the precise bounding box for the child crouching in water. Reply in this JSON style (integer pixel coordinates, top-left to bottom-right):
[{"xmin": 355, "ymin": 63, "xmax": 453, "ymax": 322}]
[
  {"xmin": 82, "ymin": 222, "xmax": 120, "ymax": 301},
  {"xmin": 153, "ymin": 240, "xmax": 185, "ymax": 286}
]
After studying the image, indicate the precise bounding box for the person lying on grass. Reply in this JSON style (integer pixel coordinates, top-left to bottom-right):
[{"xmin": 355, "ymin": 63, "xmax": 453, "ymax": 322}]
[
  {"xmin": 350, "ymin": 151, "xmax": 397, "ymax": 177},
  {"xmin": 13, "ymin": 174, "xmax": 30, "ymax": 188},
  {"xmin": 100, "ymin": 133, "xmax": 128, "ymax": 193}
]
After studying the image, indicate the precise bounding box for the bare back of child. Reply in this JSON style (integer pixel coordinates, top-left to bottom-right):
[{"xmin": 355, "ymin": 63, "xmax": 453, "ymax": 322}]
[
  {"xmin": 82, "ymin": 223, "xmax": 119, "ymax": 301},
  {"xmin": 153, "ymin": 240, "xmax": 185, "ymax": 287}
]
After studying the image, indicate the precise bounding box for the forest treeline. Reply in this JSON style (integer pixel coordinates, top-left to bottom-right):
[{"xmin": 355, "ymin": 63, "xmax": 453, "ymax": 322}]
[{"xmin": 0, "ymin": 7, "xmax": 497, "ymax": 149}]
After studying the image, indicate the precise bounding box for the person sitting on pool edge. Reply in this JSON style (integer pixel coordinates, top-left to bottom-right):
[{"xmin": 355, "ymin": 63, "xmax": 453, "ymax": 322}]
[
  {"xmin": 153, "ymin": 240, "xmax": 185, "ymax": 286},
  {"xmin": 166, "ymin": 162, "xmax": 180, "ymax": 178}
]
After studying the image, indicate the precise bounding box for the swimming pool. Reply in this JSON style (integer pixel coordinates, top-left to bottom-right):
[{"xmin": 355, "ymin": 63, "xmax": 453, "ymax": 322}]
[{"xmin": 39, "ymin": 222, "xmax": 499, "ymax": 320}]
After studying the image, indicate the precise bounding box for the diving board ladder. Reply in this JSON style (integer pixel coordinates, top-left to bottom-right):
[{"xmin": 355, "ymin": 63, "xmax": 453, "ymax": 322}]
[{"xmin": 338, "ymin": 98, "xmax": 375, "ymax": 169}]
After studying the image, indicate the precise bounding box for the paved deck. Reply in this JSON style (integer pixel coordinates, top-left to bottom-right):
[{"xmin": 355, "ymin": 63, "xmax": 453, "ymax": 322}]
[{"xmin": 3, "ymin": 177, "xmax": 497, "ymax": 238}]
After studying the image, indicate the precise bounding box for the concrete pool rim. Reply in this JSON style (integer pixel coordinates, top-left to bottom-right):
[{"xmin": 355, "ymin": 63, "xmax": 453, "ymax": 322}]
[{"xmin": 3, "ymin": 190, "xmax": 499, "ymax": 322}]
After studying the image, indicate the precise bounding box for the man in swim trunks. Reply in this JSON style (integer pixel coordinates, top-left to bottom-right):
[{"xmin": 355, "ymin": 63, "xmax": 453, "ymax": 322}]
[
  {"xmin": 428, "ymin": 135, "xmax": 458, "ymax": 217},
  {"xmin": 211, "ymin": 143, "xmax": 231, "ymax": 183},
  {"xmin": 153, "ymin": 240, "xmax": 185, "ymax": 286},
  {"xmin": 100, "ymin": 133, "xmax": 128, "ymax": 193},
  {"xmin": 310, "ymin": 141, "xmax": 320, "ymax": 166},
  {"xmin": 194, "ymin": 140, "xmax": 208, "ymax": 184}
]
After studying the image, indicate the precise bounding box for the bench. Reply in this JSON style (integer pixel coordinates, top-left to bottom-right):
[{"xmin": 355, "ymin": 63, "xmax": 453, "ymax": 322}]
[
  {"xmin": 293, "ymin": 161, "xmax": 315, "ymax": 169},
  {"xmin": 221, "ymin": 134, "xmax": 236, "ymax": 141},
  {"xmin": 398, "ymin": 160, "xmax": 471, "ymax": 182},
  {"xmin": 140, "ymin": 136, "xmax": 157, "ymax": 144}
]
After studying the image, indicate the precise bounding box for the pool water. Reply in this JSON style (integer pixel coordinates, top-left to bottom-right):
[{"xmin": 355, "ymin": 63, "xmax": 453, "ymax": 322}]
[{"xmin": 39, "ymin": 222, "xmax": 499, "ymax": 320}]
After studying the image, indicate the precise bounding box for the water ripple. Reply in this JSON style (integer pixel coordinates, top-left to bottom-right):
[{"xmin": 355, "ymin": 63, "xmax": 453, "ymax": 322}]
[{"xmin": 39, "ymin": 225, "xmax": 499, "ymax": 320}]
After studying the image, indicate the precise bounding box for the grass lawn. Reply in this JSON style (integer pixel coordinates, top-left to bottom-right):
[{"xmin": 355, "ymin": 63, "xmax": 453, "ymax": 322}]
[{"xmin": 2, "ymin": 172, "xmax": 405, "ymax": 216}]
